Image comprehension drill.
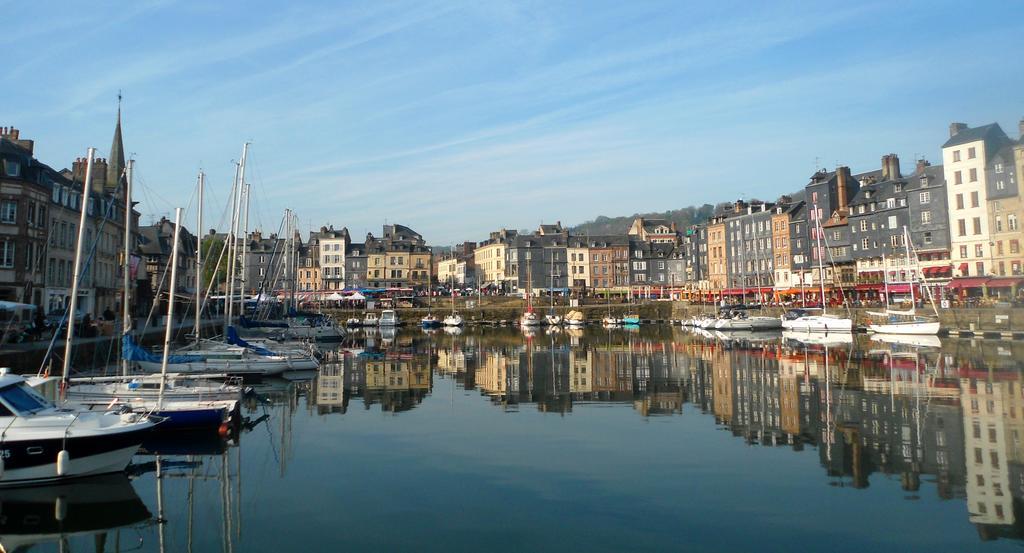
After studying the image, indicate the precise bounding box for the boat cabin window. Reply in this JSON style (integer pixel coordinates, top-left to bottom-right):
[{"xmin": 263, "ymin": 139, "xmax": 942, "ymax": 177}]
[{"xmin": 0, "ymin": 383, "xmax": 52, "ymax": 415}]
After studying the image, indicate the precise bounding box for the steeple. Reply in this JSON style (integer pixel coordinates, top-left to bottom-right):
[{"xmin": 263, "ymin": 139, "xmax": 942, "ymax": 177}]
[{"xmin": 106, "ymin": 91, "xmax": 126, "ymax": 192}]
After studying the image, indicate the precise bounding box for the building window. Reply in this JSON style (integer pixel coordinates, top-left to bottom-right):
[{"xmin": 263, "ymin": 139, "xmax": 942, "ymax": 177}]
[
  {"xmin": 888, "ymin": 215, "xmax": 898, "ymax": 229},
  {"xmin": 973, "ymin": 217, "xmax": 982, "ymax": 235},
  {"xmin": 886, "ymin": 198, "xmax": 896, "ymax": 209},
  {"xmin": 958, "ymin": 219, "xmax": 966, "ymax": 236},
  {"xmin": 970, "ymin": 191, "xmax": 979, "ymax": 208},
  {"xmin": 955, "ymin": 194, "xmax": 964, "ymax": 210},
  {"xmin": 3, "ymin": 160, "xmax": 20, "ymax": 177},
  {"xmin": 923, "ymin": 232, "xmax": 932, "ymax": 244},
  {"xmin": 977, "ymin": 262, "xmax": 985, "ymax": 275},
  {"xmin": 953, "ymin": 150, "xmax": 961, "ymax": 162},
  {"xmin": 955, "ymin": 171, "xmax": 962, "ymax": 185},
  {"xmin": 1010, "ymin": 214, "xmax": 1019, "ymax": 231},
  {"xmin": 997, "ymin": 180, "xmax": 1006, "ymax": 191},
  {"xmin": 0, "ymin": 200, "xmax": 15, "ymax": 224},
  {"xmin": 969, "ymin": 168, "xmax": 978, "ymax": 182},
  {"xmin": 920, "ymin": 211, "xmax": 931, "ymax": 224},
  {"xmin": 976, "ymin": 244, "xmax": 984, "ymax": 258},
  {"xmin": 997, "ymin": 217, "xmax": 1003, "ymax": 231},
  {"xmin": 919, "ymin": 191, "xmax": 930, "ymax": 204},
  {"xmin": 1011, "ymin": 240, "xmax": 1020, "ymax": 254},
  {"xmin": 960, "ymin": 245, "xmax": 968, "ymax": 259},
  {"xmin": 0, "ymin": 240, "xmax": 12, "ymax": 268},
  {"xmin": 861, "ymin": 238, "xmax": 869, "ymax": 249},
  {"xmin": 968, "ymin": 147, "xmax": 976, "ymax": 159}
]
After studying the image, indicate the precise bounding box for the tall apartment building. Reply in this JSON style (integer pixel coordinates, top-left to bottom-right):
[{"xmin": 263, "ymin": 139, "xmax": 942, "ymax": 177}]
[
  {"xmin": 316, "ymin": 226, "xmax": 349, "ymax": 291},
  {"xmin": 0, "ymin": 128, "xmax": 48, "ymax": 307},
  {"xmin": 473, "ymin": 229, "xmax": 517, "ymax": 291},
  {"xmin": 943, "ymin": 122, "xmax": 1016, "ymax": 277},
  {"xmin": 987, "ymin": 122, "xmax": 1024, "ymax": 277}
]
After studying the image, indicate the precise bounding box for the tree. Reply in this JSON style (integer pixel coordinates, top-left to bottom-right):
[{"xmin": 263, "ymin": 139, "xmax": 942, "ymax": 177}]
[{"xmin": 201, "ymin": 236, "xmax": 228, "ymax": 292}]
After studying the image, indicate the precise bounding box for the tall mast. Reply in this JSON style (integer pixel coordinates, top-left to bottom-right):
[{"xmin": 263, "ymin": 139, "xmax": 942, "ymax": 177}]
[
  {"xmin": 814, "ymin": 204, "xmax": 827, "ymax": 315},
  {"xmin": 240, "ymin": 182, "xmax": 250, "ymax": 319},
  {"xmin": 237, "ymin": 143, "xmax": 250, "ymax": 321},
  {"xmin": 62, "ymin": 148, "xmax": 95, "ymax": 388},
  {"xmin": 224, "ymin": 159, "xmax": 242, "ymax": 334},
  {"xmin": 121, "ymin": 159, "xmax": 134, "ymax": 377},
  {"xmin": 903, "ymin": 225, "xmax": 915, "ymax": 313},
  {"xmin": 159, "ymin": 207, "xmax": 184, "ymax": 410},
  {"xmin": 195, "ymin": 171, "xmax": 204, "ymax": 340}
]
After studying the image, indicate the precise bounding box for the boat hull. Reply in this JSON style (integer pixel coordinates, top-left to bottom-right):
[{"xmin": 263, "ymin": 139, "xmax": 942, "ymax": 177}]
[
  {"xmin": 0, "ymin": 424, "xmax": 151, "ymax": 487},
  {"xmin": 867, "ymin": 321, "xmax": 940, "ymax": 335},
  {"xmin": 136, "ymin": 357, "xmax": 314, "ymax": 376},
  {"xmin": 781, "ymin": 315, "xmax": 853, "ymax": 333}
]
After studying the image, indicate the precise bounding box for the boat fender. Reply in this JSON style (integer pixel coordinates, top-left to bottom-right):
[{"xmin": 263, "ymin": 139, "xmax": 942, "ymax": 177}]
[
  {"xmin": 55, "ymin": 496, "xmax": 67, "ymax": 522},
  {"xmin": 56, "ymin": 450, "xmax": 71, "ymax": 476}
]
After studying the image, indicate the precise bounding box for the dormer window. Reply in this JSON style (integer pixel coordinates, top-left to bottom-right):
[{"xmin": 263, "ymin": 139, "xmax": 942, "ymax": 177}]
[
  {"xmin": 3, "ymin": 160, "xmax": 20, "ymax": 177},
  {"xmin": 920, "ymin": 176, "xmax": 928, "ymax": 187},
  {"xmin": 893, "ymin": 183, "xmax": 902, "ymax": 193}
]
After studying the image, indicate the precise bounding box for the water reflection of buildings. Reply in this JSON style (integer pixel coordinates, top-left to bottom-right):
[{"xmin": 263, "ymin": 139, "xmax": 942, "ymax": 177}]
[
  {"xmin": 310, "ymin": 329, "xmax": 1024, "ymax": 543},
  {"xmin": 313, "ymin": 348, "xmax": 434, "ymax": 414}
]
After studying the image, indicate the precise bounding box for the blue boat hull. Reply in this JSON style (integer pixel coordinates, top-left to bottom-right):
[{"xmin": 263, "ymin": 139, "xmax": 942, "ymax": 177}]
[{"xmin": 153, "ymin": 407, "xmax": 229, "ymax": 430}]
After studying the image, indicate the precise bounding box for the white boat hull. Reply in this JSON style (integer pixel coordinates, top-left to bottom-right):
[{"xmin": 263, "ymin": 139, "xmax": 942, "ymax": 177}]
[
  {"xmin": 443, "ymin": 315, "xmax": 464, "ymax": 327},
  {"xmin": 781, "ymin": 315, "xmax": 853, "ymax": 333},
  {"xmin": 867, "ymin": 321, "xmax": 940, "ymax": 335},
  {"xmin": 136, "ymin": 356, "xmax": 316, "ymax": 376}
]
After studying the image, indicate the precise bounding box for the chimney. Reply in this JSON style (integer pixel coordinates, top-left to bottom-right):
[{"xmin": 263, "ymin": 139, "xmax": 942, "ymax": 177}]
[
  {"xmin": 836, "ymin": 166, "xmax": 851, "ymax": 214},
  {"xmin": 949, "ymin": 122, "xmax": 968, "ymax": 137},
  {"xmin": 916, "ymin": 158, "xmax": 930, "ymax": 175},
  {"xmin": 887, "ymin": 153, "xmax": 900, "ymax": 180},
  {"xmin": 881, "ymin": 154, "xmax": 891, "ymax": 181},
  {"xmin": 1, "ymin": 126, "xmax": 34, "ymax": 154}
]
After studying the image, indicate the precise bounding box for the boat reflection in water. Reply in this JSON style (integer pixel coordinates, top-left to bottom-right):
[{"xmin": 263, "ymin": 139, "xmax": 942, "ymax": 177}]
[
  {"xmin": 0, "ymin": 473, "xmax": 151, "ymax": 552},
  {"xmin": 308, "ymin": 327, "xmax": 1024, "ymax": 544}
]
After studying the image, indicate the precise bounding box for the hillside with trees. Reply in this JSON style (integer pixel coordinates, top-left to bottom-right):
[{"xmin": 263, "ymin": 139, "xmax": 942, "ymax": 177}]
[{"xmin": 570, "ymin": 204, "xmax": 716, "ymax": 236}]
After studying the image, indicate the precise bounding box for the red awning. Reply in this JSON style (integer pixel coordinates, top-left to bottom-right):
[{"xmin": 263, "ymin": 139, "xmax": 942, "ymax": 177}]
[
  {"xmin": 948, "ymin": 277, "xmax": 991, "ymax": 290},
  {"xmin": 885, "ymin": 284, "xmax": 912, "ymax": 293},
  {"xmin": 855, "ymin": 283, "xmax": 882, "ymax": 291},
  {"xmin": 957, "ymin": 263, "xmax": 969, "ymax": 273},
  {"xmin": 985, "ymin": 278, "xmax": 1024, "ymax": 289}
]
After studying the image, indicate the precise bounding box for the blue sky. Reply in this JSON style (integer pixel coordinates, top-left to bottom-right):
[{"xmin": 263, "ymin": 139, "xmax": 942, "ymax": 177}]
[{"xmin": 6, "ymin": 0, "xmax": 1024, "ymax": 244}]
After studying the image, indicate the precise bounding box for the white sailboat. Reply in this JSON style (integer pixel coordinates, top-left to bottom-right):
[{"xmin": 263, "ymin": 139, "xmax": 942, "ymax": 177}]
[
  {"xmin": 443, "ymin": 282, "xmax": 464, "ymax": 327},
  {"xmin": 867, "ymin": 227, "xmax": 941, "ymax": 336},
  {"xmin": 781, "ymin": 204, "xmax": 853, "ymax": 333},
  {"xmin": 520, "ymin": 254, "xmax": 541, "ymax": 327}
]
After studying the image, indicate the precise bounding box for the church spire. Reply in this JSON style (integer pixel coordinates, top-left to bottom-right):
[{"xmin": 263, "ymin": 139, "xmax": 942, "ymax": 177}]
[{"xmin": 106, "ymin": 91, "xmax": 126, "ymax": 192}]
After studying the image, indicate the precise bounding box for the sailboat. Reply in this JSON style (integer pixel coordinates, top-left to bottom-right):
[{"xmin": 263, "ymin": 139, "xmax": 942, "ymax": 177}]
[
  {"xmin": 520, "ymin": 254, "xmax": 541, "ymax": 327},
  {"xmin": 421, "ymin": 284, "xmax": 442, "ymax": 328},
  {"xmin": 443, "ymin": 282, "xmax": 464, "ymax": 326},
  {"xmin": 544, "ymin": 256, "xmax": 562, "ymax": 325},
  {"xmin": 866, "ymin": 227, "xmax": 941, "ymax": 336},
  {"xmin": 781, "ymin": 204, "xmax": 853, "ymax": 333}
]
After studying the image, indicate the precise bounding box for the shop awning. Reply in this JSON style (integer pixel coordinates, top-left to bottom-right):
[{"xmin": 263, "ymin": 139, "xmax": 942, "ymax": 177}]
[
  {"xmin": 855, "ymin": 283, "xmax": 883, "ymax": 291},
  {"xmin": 984, "ymin": 277, "xmax": 1024, "ymax": 289},
  {"xmin": 948, "ymin": 277, "xmax": 990, "ymax": 290}
]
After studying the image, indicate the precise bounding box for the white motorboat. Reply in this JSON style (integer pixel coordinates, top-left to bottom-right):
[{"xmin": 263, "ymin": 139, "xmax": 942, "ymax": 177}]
[
  {"xmin": 421, "ymin": 314, "xmax": 442, "ymax": 328},
  {"xmin": 362, "ymin": 312, "xmax": 380, "ymax": 327},
  {"xmin": 0, "ymin": 371, "xmax": 155, "ymax": 486},
  {"xmin": 564, "ymin": 310, "xmax": 586, "ymax": 327},
  {"xmin": 345, "ymin": 318, "xmax": 362, "ymax": 327},
  {"xmin": 867, "ymin": 317, "xmax": 940, "ymax": 336},
  {"xmin": 545, "ymin": 314, "xmax": 563, "ymax": 326},
  {"xmin": 379, "ymin": 309, "xmax": 399, "ymax": 326},
  {"xmin": 286, "ymin": 317, "xmax": 345, "ymax": 340},
  {"xmin": 747, "ymin": 316, "xmax": 783, "ymax": 330},
  {"xmin": 781, "ymin": 309, "xmax": 854, "ymax": 333}
]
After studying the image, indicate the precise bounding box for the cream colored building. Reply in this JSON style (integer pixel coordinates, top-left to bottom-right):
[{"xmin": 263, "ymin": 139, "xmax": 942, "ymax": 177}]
[
  {"xmin": 474, "ymin": 229, "xmax": 516, "ymax": 289},
  {"xmin": 942, "ymin": 123, "xmax": 1015, "ymax": 277},
  {"xmin": 567, "ymin": 238, "xmax": 590, "ymax": 290}
]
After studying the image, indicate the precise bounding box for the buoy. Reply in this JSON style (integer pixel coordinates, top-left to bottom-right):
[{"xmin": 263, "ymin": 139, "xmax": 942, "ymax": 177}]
[
  {"xmin": 218, "ymin": 422, "xmax": 230, "ymax": 438},
  {"xmin": 56, "ymin": 450, "xmax": 70, "ymax": 476},
  {"xmin": 55, "ymin": 496, "xmax": 67, "ymax": 521}
]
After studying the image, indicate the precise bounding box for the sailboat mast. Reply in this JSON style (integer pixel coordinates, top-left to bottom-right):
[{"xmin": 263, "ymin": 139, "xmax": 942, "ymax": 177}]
[
  {"xmin": 225, "ymin": 158, "xmax": 242, "ymax": 334},
  {"xmin": 121, "ymin": 159, "xmax": 134, "ymax": 377},
  {"xmin": 813, "ymin": 205, "xmax": 827, "ymax": 315},
  {"xmin": 62, "ymin": 148, "xmax": 95, "ymax": 387},
  {"xmin": 159, "ymin": 207, "xmax": 184, "ymax": 410},
  {"xmin": 195, "ymin": 171, "xmax": 204, "ymax": 340},
  {"xmin": 903, "ymin": 225, "xmax": 916, "ymax": 310},
  {"xmin": 240, "ymin": 182, "xmax": 250, "ymax": 320}
]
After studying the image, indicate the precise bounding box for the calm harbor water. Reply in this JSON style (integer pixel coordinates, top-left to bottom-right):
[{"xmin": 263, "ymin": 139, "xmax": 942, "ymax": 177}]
[{"xmin": 7, "ymin": 325, "xmax": 1024, "ymax": 552}]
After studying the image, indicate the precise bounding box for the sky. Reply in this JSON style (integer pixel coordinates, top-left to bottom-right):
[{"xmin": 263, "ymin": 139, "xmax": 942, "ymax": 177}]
[{"xmin": 6, "ymin": 0, "xmax": 1024, "ymax": 245}]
